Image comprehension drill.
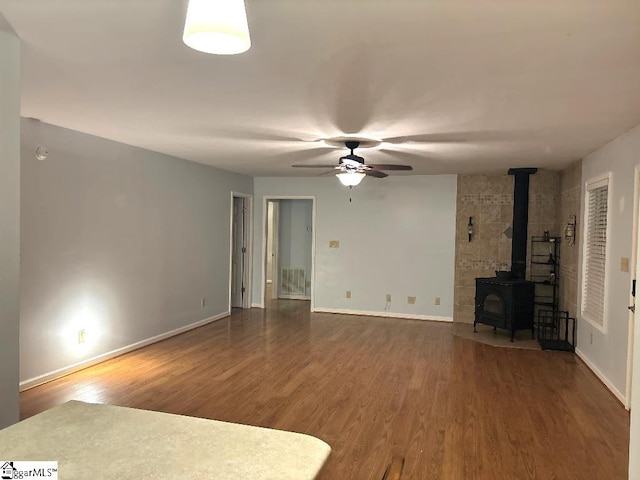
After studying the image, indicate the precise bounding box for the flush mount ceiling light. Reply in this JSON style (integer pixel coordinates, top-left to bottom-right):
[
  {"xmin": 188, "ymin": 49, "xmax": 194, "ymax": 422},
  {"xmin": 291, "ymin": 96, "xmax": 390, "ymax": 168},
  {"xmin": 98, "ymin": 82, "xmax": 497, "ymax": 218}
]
[
  {"xmin": 182, "ymin": 0, "xmax": 251, "ymax": 55},
  {"xmin": 336, "ymin": 172, "xmax": 366, "ymax": 187}
]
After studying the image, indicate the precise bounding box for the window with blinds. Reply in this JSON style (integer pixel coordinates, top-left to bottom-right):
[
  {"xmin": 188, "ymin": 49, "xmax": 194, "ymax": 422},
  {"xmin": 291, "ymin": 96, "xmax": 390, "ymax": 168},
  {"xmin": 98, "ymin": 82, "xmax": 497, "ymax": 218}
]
[{"xmin": 582, "ymin": 177, "xmax": 609, "ymax": 328}]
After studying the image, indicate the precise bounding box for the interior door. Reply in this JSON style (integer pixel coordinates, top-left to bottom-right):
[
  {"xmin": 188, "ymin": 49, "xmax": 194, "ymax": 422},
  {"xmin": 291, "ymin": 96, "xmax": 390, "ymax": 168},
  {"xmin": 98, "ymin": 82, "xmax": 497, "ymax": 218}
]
[{"xmin": 231, "ymin": 196, "xmax": 246, "ymax": 308}]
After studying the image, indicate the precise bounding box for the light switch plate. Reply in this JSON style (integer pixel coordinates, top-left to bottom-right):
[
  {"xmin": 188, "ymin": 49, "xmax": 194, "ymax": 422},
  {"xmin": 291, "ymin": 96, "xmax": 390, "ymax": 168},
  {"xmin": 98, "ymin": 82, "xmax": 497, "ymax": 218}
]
[{"xmin": 621, "ymin": 257, "xmax": 630, "ymax": 273}]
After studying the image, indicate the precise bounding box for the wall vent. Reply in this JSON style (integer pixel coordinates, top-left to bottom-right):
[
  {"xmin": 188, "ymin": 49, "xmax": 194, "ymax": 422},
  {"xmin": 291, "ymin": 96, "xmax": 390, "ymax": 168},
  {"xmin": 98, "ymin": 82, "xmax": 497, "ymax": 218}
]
[{"xmin": 281, "ymin": 267, "xmax": 306, "ymax": 295}]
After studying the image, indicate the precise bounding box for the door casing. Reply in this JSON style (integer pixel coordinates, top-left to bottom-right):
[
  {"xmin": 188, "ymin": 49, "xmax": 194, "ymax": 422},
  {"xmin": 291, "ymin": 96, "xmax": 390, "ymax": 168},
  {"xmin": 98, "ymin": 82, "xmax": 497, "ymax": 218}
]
[
  {"xmin": 229, "ymin": 192, "xmax": 253, "ymax": 310},
  {"xmin": 260, "ymin": 195, "xmax": 316, "ymax": 310}
]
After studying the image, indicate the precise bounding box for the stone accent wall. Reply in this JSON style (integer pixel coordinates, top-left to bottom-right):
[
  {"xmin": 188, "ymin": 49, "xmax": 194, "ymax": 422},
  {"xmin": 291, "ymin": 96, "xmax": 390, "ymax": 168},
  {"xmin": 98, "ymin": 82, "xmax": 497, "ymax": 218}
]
[
  {"xmin": 453, "ymin": 170, "xmax": 560, "ymax": 323},
  {"xmin": 558, "ymin": 160, "xmax": 582, "ymax": 317},
  {"xmin": 528, "ymin": 170, "xmax": 562, "ymax": 242}
]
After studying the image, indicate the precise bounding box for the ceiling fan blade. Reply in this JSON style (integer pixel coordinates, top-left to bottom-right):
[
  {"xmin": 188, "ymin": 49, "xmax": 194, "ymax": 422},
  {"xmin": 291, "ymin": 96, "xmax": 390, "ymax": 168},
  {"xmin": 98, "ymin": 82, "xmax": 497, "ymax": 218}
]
[
  {"xmin": 377, "ymin": 148, "xmax": 445, "ymax": 167},
  {"xmin": 291, "ymin": 164, "xmax": 338, "ymax": 168},
  {"xmin": 368, "ymin": 164, "xmax": 413, "ymax": 171},
  {"xmin": 365, "ymin": 170, "xmax": 388, "ymax": 178}
]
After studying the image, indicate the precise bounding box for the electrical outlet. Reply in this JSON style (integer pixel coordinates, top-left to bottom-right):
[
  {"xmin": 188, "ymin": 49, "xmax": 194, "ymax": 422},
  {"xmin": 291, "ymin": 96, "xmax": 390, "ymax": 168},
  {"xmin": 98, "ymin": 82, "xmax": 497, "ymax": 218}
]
[
  {"xmin": 78, "ymin": 329, "xmax": 86, "ymax": 344},
  {"xmin": 346, "ymin": 290, "xmax": 351, "ymax": 299},
  {"xmin": 435, "ymin": 297, "xmax": 441, "ymax": 306},
  {"xmin": 386, "ymin": 294, "xmax": 392, "ymax": 302},
  {"xmin": 201, "ymin": 298, "xmax": 206, "ymax": 308},
  {"xmin": 407, "ymin": 296, "xmax": 416, "ymax": 305},
  {"xmin": 329, "ymin": 240, "xmax": 340, "ymax": 248}
]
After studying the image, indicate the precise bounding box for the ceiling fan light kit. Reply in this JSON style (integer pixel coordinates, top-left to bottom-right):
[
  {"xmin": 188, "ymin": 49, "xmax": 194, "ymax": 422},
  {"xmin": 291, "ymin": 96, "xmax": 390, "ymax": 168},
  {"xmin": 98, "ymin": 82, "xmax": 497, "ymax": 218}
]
[
  {"xmin": 336, "ymin": 171, "xmax": 366, "ymax": 187},
  {"xmin": 183, "ymin": 0, "xmax": 251, "ymax": 55},
  {"xmin": 292, "ymin": 140, "xmax": 413, "ymax": 187}
]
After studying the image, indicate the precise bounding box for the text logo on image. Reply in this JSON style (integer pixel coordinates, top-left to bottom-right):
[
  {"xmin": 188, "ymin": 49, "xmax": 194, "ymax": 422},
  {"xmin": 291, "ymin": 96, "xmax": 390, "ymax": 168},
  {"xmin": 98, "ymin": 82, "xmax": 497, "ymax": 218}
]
[{"xmin": 0, "ymin": 461, "xmax": 58, "ymax": 479}]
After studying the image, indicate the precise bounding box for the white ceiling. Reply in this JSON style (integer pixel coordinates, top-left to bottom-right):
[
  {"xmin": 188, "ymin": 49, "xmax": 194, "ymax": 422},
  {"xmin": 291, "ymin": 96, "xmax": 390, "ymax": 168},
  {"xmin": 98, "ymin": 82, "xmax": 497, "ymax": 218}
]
[{"xmin": 1, "ymin": 0, "xmax": 640, "ymax": 176}]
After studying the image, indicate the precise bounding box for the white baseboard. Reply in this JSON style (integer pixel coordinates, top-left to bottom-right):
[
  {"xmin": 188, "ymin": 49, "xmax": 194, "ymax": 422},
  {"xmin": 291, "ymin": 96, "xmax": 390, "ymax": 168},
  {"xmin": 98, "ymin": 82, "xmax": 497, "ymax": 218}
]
[
  {"xmin": 19, "ymin": 311, "xmax": 230, "ymax": 391},
  {"xmin": 575, "ymin": 348, "xmax": 627, "ymax": 407},
  {"xmin": 251, "ymin": 303, "xmax": 264, "ymax": 308},
  {"xmin": 314, "ymin": 307, "xmax": 453, "ymax": 323}
]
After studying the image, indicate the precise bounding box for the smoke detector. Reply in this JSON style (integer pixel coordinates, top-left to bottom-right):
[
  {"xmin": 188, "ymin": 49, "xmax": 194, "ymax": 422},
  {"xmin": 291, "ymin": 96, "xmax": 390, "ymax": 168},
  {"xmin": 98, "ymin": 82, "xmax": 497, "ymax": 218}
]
[{"xmin": 35, "ymin": 145, "xmax": 48, "ymax": 161}]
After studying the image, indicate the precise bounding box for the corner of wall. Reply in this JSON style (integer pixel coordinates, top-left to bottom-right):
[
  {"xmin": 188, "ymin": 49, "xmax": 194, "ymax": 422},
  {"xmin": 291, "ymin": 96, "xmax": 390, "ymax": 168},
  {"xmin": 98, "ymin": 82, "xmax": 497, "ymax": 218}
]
[
  {"xmin": 0, "ymin": 22, "xmax": 21, "ymax": 428},
  {"xmin": 558, "ymin": 160, "xmax": 582, "ymax": 317}
]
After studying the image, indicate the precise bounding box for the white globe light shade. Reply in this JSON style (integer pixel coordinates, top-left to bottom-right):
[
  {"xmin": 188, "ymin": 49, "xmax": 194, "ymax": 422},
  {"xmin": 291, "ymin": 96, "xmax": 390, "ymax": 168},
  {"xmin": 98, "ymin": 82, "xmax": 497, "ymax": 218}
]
[
  {"xmin": 336, "ymin": 172, "xmax": 366, "ymax": 187},
  {"xmin": 183, "ymin": 0, "xmax": 251, "ymax": 55}
]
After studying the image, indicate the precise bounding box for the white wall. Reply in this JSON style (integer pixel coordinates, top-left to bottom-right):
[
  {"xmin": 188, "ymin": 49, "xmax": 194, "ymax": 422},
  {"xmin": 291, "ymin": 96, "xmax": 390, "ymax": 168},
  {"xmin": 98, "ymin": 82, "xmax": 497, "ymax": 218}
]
[
  {"xmin": 277, "ymin": 199, "xmax": 313, "ymax": 297},
  {"xmin": 20, "ymin": 120, "xmax": 253, "ymax": 385},
  {"xmin": 252, "ymin": 176, "xmax": 457, "ymax": 319},
  {"xmin": 577, "ymin": 123, "xmax": 640, "ymax": 402},
  {"xmin": 0, "ymin": 16, "xmax": 20, "ymax": 428}
]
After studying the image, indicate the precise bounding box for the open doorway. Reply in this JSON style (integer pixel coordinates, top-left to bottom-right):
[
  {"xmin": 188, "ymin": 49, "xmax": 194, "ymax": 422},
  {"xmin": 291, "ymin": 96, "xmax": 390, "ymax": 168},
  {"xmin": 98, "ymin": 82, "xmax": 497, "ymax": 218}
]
[
  {"xmin": 262, "ymin": 197, "xmax": 316, "ymax": 310},
  {"xmin": 230, "ymin": 192, "xmax": 252, "ymax": 310}
]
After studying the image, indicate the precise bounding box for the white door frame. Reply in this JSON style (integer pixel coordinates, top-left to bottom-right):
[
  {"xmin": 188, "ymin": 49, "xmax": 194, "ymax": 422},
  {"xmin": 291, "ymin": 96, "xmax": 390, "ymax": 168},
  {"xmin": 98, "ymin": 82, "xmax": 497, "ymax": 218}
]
[
  {"xmin": 228, "ymin": 192, "xmax": 253, "ymax": 311},
  {"xmin": 629, "ymin": 176, "xmax": 640, "ymax": 476},
  {"xmin": 627, "ymin": 166, "xmax": 640, "ymax": 409},
  {"xmin": 260, "ymin": 195, "xmax": 317, "ymax": 311},
  {"xmin": 267, "ymin": 200, "xmax": 280, "ymax": 300}
]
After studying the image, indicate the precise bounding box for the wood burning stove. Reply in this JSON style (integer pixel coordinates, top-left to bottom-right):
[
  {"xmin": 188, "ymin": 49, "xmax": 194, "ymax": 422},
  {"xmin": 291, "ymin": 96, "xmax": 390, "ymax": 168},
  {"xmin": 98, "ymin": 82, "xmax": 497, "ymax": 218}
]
[
  {"xmin": 473, "ymin": 168, "xmax": 537, "ymax": 341},
  {"xmin": 474, "ymin": 277, "xmax": 535, "ymax": 341}
]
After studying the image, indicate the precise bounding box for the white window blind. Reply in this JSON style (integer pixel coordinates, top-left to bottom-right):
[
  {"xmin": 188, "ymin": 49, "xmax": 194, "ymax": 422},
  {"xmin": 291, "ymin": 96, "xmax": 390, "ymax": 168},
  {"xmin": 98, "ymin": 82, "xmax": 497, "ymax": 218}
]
[{"xmin": 582, "ymin": 178, "xmax": 609, "ymax": 327}]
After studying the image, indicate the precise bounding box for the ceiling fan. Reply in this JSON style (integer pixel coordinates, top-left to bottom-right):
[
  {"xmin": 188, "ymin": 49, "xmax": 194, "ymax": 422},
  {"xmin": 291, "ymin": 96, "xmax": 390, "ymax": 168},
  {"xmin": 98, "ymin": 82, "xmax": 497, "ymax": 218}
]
[{"xmin": 292, "ymin": 140, "xmax": 413, "ymax": 186}]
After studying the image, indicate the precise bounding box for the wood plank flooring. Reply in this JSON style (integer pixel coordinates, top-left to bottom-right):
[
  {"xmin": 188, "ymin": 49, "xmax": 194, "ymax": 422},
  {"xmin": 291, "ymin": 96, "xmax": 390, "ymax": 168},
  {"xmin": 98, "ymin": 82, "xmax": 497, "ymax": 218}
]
[{"xmin": 20, "ymin": 301, "xmax": 630, "ymax": 479}]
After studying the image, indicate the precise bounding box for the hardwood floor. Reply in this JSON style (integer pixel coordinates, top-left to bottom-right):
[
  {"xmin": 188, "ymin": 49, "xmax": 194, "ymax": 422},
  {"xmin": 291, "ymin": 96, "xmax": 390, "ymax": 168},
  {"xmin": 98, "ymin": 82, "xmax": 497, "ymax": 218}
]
[{"xmin": 21, "ymin": 301, "xmax": 630, "ymax": 479}]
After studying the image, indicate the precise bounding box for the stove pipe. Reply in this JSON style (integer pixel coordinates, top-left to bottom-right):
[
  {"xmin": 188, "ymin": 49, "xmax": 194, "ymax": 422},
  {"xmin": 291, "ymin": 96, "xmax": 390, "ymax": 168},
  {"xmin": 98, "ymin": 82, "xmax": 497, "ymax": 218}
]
[{"xmin": 508, "ymin": 168, "xmax": 537, "ymax": 280}]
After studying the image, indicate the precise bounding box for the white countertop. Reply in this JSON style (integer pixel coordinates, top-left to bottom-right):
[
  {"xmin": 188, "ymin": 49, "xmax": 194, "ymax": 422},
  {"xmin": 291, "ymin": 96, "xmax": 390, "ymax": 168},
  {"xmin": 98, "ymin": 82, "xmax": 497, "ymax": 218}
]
[{"xmin": 0, "ymin": 401, "xmax": 331, "ymax": 479}]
